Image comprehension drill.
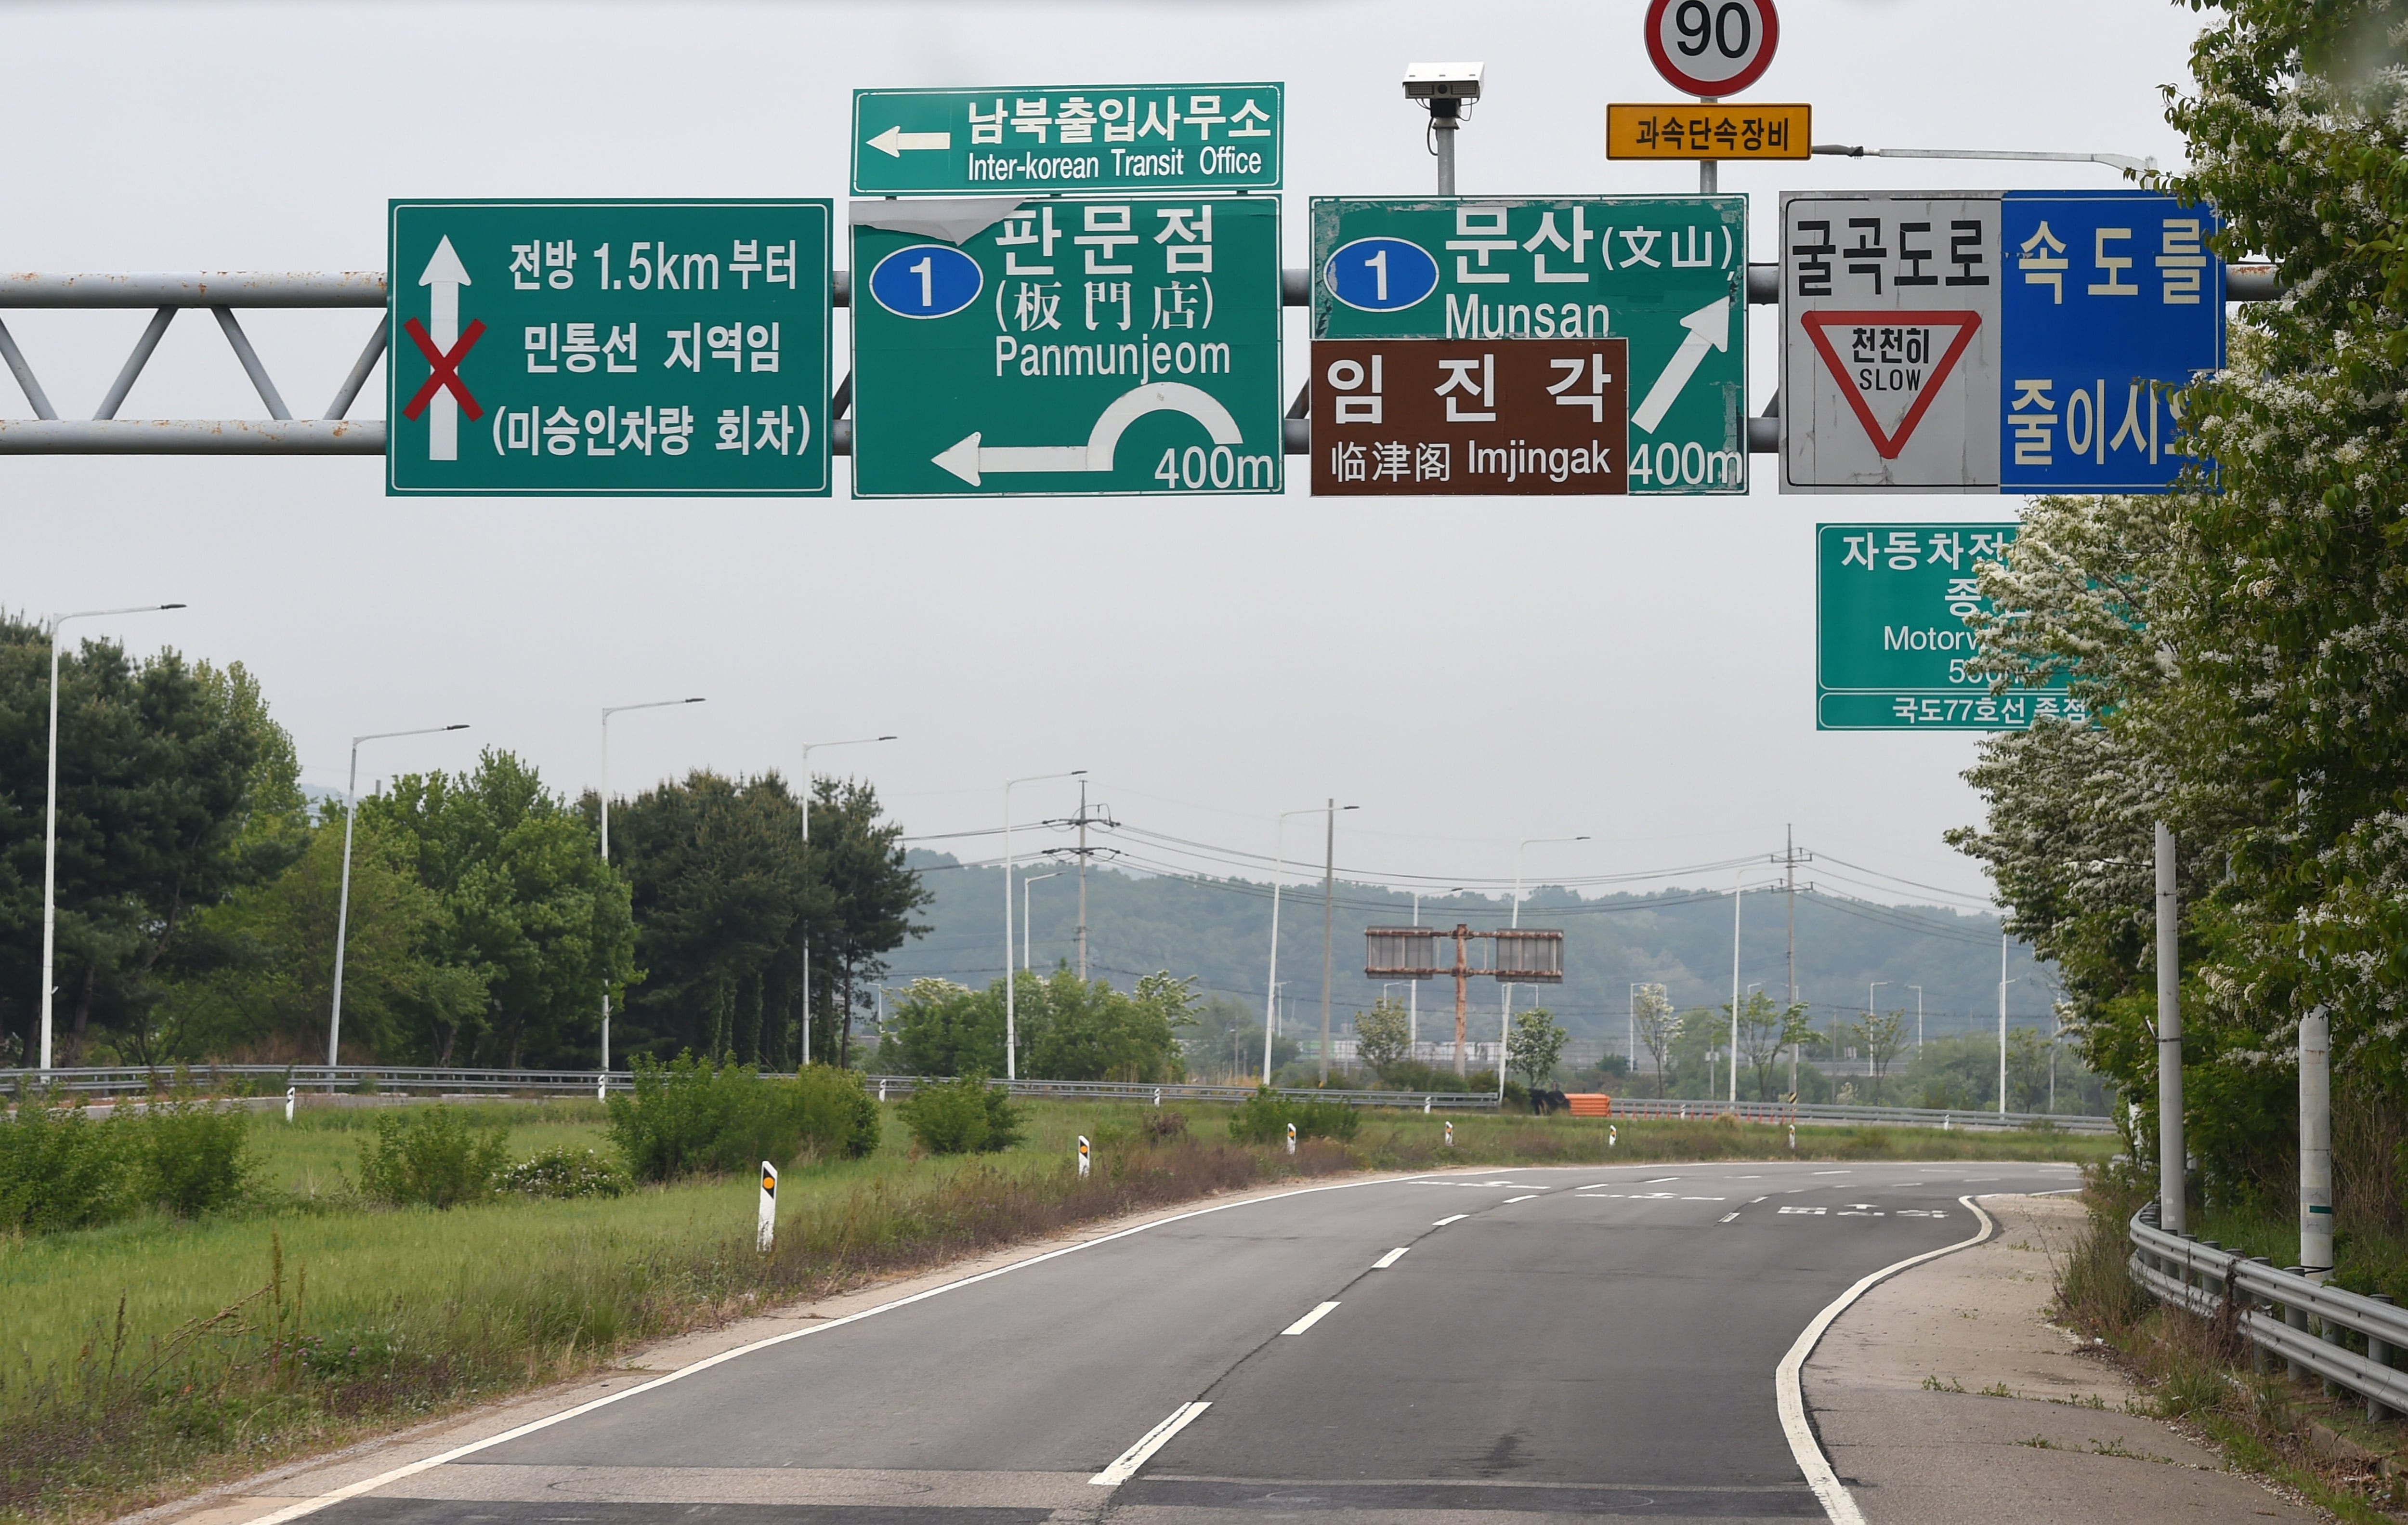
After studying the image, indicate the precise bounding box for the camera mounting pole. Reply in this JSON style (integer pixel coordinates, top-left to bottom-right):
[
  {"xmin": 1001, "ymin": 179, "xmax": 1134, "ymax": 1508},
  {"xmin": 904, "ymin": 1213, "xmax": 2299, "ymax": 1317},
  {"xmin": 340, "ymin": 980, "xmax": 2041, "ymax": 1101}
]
[{"xmin": 1403, "ymin": 62, "xmax": 1484, "ymax": 196}]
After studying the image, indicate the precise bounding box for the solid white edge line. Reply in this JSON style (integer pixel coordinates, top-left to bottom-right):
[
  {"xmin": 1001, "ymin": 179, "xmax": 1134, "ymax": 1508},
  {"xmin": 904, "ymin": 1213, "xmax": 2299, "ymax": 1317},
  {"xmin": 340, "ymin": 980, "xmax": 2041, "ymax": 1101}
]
[
  {"xmin": 1775, "ymin": 1193, "xmax": 1996, "ymax": 1525},
  {"xmin": 1373, "ymin": 1247, "xmax": 1409, "ymax": 1269},
  {"xmin": 1088, "ymin": 1400, "xmax": 1212, "ymax": 1486},
  {"xmin": 241, "ymin": 1170, "xmax": 1439, "ymax": 1525},
  {"xmin": 1282, "ymin": 1300, "xmax": 1341, "ymax": 1335}
]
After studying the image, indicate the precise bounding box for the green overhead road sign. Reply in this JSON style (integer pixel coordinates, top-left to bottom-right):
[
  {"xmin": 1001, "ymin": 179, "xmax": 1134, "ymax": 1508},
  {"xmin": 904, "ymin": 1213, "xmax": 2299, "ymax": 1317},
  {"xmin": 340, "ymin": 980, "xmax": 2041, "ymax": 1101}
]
[
  {"xmin": 849, "ymin": 196, "xmax": 1284, "ymax": 498},
  {"xmin": 851, "ymin": 85, "xmax": 1282, "ymax": 195},
  {"xmin": 387, "ymin": 199, "xmax": 831, "ymax": 496},
  {"xmin": 1816, "ymin": 522, "xmax": 2082, "ymax": 730},
  {"xmin": 1311, "ymin": 195, "xmax": 1746, "ymax": 495}
]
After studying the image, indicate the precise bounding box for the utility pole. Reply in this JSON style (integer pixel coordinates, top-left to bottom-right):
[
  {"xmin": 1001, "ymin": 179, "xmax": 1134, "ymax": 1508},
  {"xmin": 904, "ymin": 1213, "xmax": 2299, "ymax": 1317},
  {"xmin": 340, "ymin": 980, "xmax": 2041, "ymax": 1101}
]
[
  {"xmin": 1779, "ymin": 828, "xmax": 1813, "ymax": 1096},
  {"xmin": 1050, "ymin": 780, "xmax": 1115, "ymax": 982},
  {"xmin": 1320, "ymin": 798, "xmax": 1336, "ymax": 1086}
]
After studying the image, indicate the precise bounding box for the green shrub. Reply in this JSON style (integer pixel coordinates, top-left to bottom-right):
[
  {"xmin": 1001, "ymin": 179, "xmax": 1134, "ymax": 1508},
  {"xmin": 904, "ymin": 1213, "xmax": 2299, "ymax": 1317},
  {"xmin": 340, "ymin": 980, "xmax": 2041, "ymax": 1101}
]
[
  {"xmin": 606, "ymin": 1054, "xmax": 881, "ymax": 1182},
  {"xmin": 132, "ymin": 1095, "xmax": 253, "ymax": 1216},
  {"xmin": 897, "ymin": 1073, "xmax": 1021, "ymax": 1154},
  {"xmin": 500, "ymin": 1146, "xmax": 631, "ymax": 1199},
  {"xmin": 0, "ymin": 1103, "xmax": 123, "ymax": 1231},
  {"xmin": 794, "ymin": 1063, "xmax": 882, "ymax": 1161},
  {"xmin": 1228, "ymin": 1088, "xmax": 1362, "ymax": 1145},
  {"xmin": 357, "ymin": 1106, "xmax": 510, "ymax": 1208}
]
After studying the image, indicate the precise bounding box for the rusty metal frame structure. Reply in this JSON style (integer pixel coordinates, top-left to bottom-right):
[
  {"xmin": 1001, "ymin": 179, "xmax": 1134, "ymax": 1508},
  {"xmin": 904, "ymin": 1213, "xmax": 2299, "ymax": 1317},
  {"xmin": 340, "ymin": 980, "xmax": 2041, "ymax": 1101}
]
[
  {"xmin": 0, "ymin": 263, "xmax": 2280, "ymax": 458},
  {"xmin": 1366, "ymin": 923, "xmax": 1563, "ymax": 1078}
]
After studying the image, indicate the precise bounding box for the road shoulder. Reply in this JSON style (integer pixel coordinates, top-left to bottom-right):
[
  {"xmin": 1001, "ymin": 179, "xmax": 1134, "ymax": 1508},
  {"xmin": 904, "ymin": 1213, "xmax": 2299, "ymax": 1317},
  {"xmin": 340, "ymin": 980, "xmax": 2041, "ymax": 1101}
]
[{"xmin": 1804, "ymin": 1192, "xmax": 2320, "ymax": 1525}]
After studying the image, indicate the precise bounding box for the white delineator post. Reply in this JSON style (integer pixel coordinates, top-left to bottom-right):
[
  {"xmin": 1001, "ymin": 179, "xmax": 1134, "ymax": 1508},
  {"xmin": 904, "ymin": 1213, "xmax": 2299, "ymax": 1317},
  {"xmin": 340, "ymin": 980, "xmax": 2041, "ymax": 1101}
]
[
  {"xmin": 2301, "ymin": 1006, "xmax": 2333, "ymax": 1274},
  {"xmin": 1445, "ymin": 1120, "xmax": 1454, "ymax": 1148},
  {"xmin": 419, "ymin": 236, "xmax": 470, "ymax": 462},
  {"xmin": 2155, "ymin": 822, "xmax": 2186, "ymax": 1235},
  {"xmin": 757, "ymin": 1162, "xmax": 778, "ymax": 1252},
  {"xmin": 1286, "ymin": 1122, "xmax": 1296, "ymax": 1156},
  {"xmin": 1077, "ymin": 1135, "xmax": 1091, "ymax": 1179},
  {"xmin": 285, "ymin": 1086, "xmax": 296, "ymax": 1124}
]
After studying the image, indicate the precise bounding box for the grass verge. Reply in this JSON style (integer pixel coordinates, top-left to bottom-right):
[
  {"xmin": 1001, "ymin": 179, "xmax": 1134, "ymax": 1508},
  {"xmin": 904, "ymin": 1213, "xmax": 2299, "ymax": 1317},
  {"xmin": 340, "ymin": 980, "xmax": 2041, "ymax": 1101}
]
[
  {"xmin": 2051, "ymin": 1167, "xmax": 2408, "ymax": 1522},
  {"xmin": 0, "ymin": 1099, "xmax": 2104, "ymax": 1523}
]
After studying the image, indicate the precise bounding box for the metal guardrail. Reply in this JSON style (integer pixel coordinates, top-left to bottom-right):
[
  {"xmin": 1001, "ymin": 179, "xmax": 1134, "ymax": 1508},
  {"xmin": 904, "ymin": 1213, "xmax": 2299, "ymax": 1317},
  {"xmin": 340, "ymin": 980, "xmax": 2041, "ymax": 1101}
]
[
  {"xmin": 1604, "ymin": 1093, "xmax": 2117, "ymax": 1133},
  {"xmin": 0, "ymin": 1063, "xmax": 2116, "ymax": 1130},
  {"xmin": 2128, "ymin": 1200, "xmax": 2407, "ymax": 1420},
  {"xmin": 862, "ymin": 1075, "xmax": 1503, "ymax": 1111}
]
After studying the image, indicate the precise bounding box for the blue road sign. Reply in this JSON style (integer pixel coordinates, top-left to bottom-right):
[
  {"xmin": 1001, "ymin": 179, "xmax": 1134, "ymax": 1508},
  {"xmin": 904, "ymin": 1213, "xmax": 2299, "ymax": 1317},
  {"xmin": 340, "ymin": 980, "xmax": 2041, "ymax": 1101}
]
[{"xmin": 1998, "ymin": 191, "xmax": 2224, "ymax": 492}]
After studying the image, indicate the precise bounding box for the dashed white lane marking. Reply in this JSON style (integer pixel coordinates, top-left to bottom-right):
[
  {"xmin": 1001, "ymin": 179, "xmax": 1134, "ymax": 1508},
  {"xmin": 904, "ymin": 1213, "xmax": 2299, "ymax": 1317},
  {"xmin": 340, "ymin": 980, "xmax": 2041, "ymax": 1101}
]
[
  {"xmin": 1373, "ymin": 1247, "xmax": 1409, "ymax": 1269},
  {"xmin": 1283, "ymin": 1301, "xmax": 1341, "ymax": 1335},
  {"xmin": 1091, "ymin": 1401, "xmax": 1212, "ymax": 1486},
  {"xmin": 1751, "ymin": 1196, "xmax": 1769, "ymax": 1204},
  {"xmin": 1719, "ymin": 1212, "xmax": 1740, "ymax": 1223},
  {"xmin": 1812, "ymin": 1170, "xmax": 1851, "ymax": 1176},
  {"xmin": 1503, "ymin": 1194, "xmax": 1540, "ymax": 1203},
  {"xmin": 1644, "ymin": 1176, "xmax": 1680, "ymax": 1183},
  {"xmin": 1433, "ymin": 1213, "xmax": 1468, "ymax": 1226},
  {"xmin": 238, "ymin": 1164, "xmax": 1433, "ymax": 1525}
]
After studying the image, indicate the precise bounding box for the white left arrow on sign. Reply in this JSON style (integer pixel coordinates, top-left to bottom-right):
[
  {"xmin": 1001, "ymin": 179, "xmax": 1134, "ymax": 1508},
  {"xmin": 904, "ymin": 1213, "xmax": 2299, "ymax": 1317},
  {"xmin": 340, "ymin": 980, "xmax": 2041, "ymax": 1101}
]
[
  {"xmin": 1631, "ymin": 294, "xmax": 1728, "ymax": 434},
  {"xmin": 419, "ymin": 236, "xmax": 471, "ymax": 461},
  {"xmin": 868, "ymin": 126, "xmax": 953, "ymax": 158},
  {"xmin": 932, "ymin": 382, "xmax": 1243, "ymax": 486}
]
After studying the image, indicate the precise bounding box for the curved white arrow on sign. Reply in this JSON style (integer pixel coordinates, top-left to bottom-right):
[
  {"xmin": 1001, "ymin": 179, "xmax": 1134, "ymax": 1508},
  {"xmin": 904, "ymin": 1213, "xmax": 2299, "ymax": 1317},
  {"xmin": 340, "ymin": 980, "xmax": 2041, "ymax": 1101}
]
[{"xmin": 931, "ymin": 382, "xmax": 1244, "ymax": 485}]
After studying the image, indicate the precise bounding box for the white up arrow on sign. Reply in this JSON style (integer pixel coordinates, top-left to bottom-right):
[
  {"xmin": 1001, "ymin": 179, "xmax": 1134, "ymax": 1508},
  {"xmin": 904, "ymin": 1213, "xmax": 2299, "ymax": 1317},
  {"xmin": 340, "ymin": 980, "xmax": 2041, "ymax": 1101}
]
[
  {"xmin": 419, "ymin": 236, "xmax": 471, "ymax": 461},
  {"xmin": 1630, "ymin": 295, "xmax": 1729, "ymax": 434},
  {"xmin": 931, "ymin": 382, "xmax": 1243, "ymax": 486},
  {"xmin": 866, "ymin": 126, "xmax": 952, "ymax": 158}
]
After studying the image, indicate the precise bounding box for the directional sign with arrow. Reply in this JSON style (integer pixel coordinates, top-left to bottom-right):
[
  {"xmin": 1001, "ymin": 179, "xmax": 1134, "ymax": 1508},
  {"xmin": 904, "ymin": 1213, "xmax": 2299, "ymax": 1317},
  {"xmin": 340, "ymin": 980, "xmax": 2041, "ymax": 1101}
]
[
  {"xmin": 850, "ymin": 195, "xmax": 1283, "ymax": 498},
  {"xmin": 1310, "ymin": 196, "xmax": 1748, "ymax": 495},
  {"xmin": 852, "ymin": 84, "xmax": 1283, "ymax": 196},
  {"xmin": 388, "ymin": 199, "xmax": 832, "ymax": 496}
]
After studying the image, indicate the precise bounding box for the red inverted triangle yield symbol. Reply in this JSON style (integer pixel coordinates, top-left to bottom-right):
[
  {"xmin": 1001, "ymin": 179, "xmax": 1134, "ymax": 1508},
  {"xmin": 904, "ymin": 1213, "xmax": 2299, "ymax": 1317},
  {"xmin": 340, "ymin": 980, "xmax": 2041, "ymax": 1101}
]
[{"xmin": 1799, "ymin": 310, "xmax": 1982, "ymax": 460}]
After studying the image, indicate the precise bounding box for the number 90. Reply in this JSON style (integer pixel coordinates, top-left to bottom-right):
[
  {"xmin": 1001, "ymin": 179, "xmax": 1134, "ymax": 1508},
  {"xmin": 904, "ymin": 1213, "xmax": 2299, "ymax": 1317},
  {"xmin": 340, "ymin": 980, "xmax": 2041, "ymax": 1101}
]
[{"xmin": 1675, "ymin": 0, "xmax": 1754, "ymax": 59}]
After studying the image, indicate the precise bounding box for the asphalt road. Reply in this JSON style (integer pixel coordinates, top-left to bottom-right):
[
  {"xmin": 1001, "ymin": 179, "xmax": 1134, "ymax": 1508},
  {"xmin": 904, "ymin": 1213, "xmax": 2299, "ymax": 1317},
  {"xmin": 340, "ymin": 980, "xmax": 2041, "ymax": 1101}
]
[{"xmin": 318, "ymin": 1157, "xmax": 2080, "ymax": 1524}]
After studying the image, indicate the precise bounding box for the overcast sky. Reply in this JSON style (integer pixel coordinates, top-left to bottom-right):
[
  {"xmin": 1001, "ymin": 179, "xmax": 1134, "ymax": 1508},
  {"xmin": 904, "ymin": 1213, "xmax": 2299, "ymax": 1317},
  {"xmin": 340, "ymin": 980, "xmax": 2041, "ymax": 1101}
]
[{"xmin": 0, "ymin": 0, "xmax": 2203, "ymax": 909}]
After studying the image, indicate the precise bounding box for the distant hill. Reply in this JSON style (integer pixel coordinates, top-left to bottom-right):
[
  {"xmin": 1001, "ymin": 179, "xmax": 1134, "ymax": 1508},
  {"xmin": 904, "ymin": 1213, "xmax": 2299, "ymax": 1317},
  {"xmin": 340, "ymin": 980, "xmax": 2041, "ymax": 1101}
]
[{"xmin": 884, "ymin": 852, "xmax": 2054, "ymax": 1058}]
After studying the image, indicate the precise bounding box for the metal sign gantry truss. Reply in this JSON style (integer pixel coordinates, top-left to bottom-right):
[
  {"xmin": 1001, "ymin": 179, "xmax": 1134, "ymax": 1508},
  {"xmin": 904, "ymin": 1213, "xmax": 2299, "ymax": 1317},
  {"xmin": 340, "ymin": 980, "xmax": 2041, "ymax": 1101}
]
[{"xmin": 0, "ymin": 264, "xmax": 2278, "ymax": 457}]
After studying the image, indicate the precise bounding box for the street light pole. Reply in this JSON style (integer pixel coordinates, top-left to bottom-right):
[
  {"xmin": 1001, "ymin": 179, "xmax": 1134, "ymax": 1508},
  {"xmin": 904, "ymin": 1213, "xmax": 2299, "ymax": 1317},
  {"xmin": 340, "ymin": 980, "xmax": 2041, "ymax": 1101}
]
[
  {"xmin": 798, "ymin": 734, "xmax": 896, "ymax": 1068},
  {"xmin": 1022, "ymin": 870, "xmax": 1062, "ymax": 970},
  {"xmin": 1909, "ymin": 984, "xmax": 1924, "ymax": 1052},
  {"xmin": 37, "ymin": 602, "xmax": 183, "ymax": 1071},
  {"xmin": 599, "ymin": 697, "xmax": 704, "ymax": 1077},
  {"xmin": 1263, "ymin": 802, "xmax": 1354, "ymax": 1085},
  {"xmin": 1505, "ymin": 836, "xmax": 1588, "ymax": 1099},
  {"xmin": 1004, "ymin": 769, "xmax": 1083, "ymax": 1082},
  {"xmin": 330, "ymin": 723, "xmax": 470, "ymax": 1067}
]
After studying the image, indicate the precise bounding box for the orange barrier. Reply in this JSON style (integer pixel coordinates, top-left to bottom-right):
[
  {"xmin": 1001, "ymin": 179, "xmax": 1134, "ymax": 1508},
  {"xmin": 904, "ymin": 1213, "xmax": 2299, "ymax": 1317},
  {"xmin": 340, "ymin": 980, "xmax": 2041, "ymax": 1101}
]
[{"xmin": 1566, "ymin": 1093, "xmax": 1611, "ymax": 1117}]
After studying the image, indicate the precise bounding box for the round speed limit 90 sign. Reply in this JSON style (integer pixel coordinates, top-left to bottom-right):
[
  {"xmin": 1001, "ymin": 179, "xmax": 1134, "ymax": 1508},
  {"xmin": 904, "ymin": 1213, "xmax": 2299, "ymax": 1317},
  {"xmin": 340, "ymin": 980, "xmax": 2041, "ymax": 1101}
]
[{"xmin": 1646, "ymin": 0, "xmax": 1779, "ymax": 98}]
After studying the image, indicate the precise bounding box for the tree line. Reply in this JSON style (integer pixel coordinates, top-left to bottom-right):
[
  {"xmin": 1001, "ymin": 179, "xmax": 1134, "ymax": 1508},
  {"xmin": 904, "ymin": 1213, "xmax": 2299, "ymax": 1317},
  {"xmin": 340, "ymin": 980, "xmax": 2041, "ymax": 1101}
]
[
  {"xmin": 1949, "ymin": 3, "xmax": 2407, "ymax": 1232},
  {"xmin": 0, "ymin": 616, "xmax": 925, "ymax": 1069}
]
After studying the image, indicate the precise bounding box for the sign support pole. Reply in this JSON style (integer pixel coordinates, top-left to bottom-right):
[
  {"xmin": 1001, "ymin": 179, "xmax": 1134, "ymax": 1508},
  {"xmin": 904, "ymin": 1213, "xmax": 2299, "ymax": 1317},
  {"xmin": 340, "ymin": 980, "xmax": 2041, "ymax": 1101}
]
[
  {"xmin": 2155, "ymin": 821, "xmax": 2186, "ymax": 1235},
  {"xmin": 1699, "ymin": 97, "xmax": 1718, "ymax": 194}
]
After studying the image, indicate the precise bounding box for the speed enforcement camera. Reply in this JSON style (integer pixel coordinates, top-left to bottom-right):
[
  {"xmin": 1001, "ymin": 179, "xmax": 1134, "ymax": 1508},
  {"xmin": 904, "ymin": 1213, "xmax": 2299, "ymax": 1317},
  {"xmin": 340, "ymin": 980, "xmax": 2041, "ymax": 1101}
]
[{"xmin": 1402, "ymin": 62, "xmax": 1484, "ymax": 103}]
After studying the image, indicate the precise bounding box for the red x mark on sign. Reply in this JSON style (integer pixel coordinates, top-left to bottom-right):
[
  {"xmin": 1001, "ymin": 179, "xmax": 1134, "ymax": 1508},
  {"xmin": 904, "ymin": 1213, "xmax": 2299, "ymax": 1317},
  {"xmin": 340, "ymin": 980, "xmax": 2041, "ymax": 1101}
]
[{"xmin": 401, "ymin": 317, "xmax": 487, "ymax": 421}]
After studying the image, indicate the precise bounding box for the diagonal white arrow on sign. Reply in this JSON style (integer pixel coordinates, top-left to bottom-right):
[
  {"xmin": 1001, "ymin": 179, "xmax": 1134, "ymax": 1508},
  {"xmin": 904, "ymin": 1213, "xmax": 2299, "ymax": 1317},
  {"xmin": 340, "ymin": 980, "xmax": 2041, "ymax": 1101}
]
[
  {"xmin": 931, "ymin": 382, "xmax": 1244, "ymax": 486},
  {"xmin": 1630, "ymin": 294, "xmax": 1729, "ymax": 434},
  {"xmin": 868, "ymin": 126, "xmax": 952, "ymax": 158},
  {"xmin": 419, "ymin": 236, "xmax": 471, "ymax": 462}
]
